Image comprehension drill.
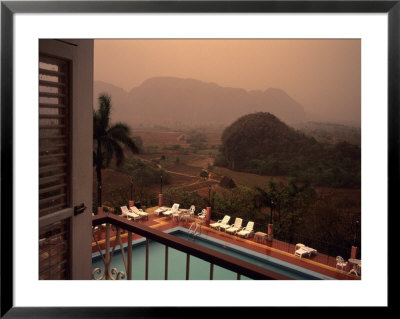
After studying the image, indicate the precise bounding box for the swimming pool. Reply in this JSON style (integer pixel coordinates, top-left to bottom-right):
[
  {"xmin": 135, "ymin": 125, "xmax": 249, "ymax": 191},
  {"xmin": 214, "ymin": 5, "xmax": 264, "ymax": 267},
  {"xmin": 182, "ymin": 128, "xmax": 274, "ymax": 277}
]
[{"xmin": 92, "ymin": 227, "xmax": 334, "ymax": 280}]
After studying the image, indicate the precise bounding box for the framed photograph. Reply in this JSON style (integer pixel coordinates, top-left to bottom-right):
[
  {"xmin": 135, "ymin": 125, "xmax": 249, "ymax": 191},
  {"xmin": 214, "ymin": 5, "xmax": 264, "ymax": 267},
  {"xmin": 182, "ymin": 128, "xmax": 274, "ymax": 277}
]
[{"xmin": 1, "ymin": 0, "xmax": 396, "ymax": 316}]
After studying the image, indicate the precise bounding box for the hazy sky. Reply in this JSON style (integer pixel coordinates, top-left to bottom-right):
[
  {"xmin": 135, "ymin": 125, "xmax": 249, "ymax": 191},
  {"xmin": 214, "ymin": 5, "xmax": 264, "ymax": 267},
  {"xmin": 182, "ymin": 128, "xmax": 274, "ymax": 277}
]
[{"xmin": 94, "ymin": 39, "xmax": 360, "ymax": 125}]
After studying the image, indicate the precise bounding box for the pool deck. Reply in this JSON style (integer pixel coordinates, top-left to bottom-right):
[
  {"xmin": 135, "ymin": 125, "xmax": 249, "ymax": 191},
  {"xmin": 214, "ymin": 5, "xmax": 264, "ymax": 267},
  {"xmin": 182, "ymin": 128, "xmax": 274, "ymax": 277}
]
[{"xmin": 92, "ymin": 207, "xmax": 360, "ymax": 280}]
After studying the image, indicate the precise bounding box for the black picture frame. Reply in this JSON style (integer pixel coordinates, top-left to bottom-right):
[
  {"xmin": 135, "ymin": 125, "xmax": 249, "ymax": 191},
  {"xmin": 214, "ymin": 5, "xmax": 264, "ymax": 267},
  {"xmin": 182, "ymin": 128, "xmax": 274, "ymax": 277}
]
[{"xmin": 1, "ymin": 0, "xmax": 396, "ymax": 317}]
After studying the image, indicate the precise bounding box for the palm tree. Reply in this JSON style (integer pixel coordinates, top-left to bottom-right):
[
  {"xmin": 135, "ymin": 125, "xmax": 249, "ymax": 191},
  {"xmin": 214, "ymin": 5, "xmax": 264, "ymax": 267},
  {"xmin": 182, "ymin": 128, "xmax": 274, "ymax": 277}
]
[
  {"xmin": 254, "ymin": 186, "xmax": 274, "ymax": 224},
  {"xmin": 93, "ymin": 93, "xmax": 139, "ymax": 209},
  {"xmin": 255, "ymin": 180, "xmax": 281, "ymax": 224}
]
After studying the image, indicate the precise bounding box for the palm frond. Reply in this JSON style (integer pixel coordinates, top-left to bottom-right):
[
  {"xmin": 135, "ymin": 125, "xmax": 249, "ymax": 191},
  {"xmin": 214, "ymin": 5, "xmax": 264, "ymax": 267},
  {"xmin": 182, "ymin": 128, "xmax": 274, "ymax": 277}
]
[
  {"xmin": 255, "ymin": 186, "xmax": 269, "ymax": 198},
  {"xmin": 109, "ymin": 123, "xmax": 139, "ymax": 154},
  {"xmin": 97, "ymin": 93, "xmax": 112, "ymax": 131},
  {"xmin": 109, "ymin": 139, "xmax": 124, "ymax": 166},
  {"xmin": 109, "ymin": 122, "xmax": 131, "ymax": 135},
  {"xmin": 255, "ymin": 186, "xmax": 272, "ymax": 206}
]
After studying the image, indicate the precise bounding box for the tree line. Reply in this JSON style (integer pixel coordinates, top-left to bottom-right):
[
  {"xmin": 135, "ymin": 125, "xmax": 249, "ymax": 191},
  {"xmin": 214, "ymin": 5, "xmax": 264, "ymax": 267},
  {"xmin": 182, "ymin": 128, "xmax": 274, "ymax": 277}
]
[{"xmin": 214, "ymin": 112, "xmax": 361, "ymax": 189}]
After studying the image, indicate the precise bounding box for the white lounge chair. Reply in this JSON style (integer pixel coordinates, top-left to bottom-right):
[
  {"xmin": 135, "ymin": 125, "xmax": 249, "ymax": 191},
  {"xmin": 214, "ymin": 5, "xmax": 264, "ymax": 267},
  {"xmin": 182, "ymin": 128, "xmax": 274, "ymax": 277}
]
[
  {"xmin": 163, "ymin": 203, "xmax": 179, "ymax": 218},
  {"xmin": 219, "ymin": 217, "xmax": 238, "ymax": 232},
  {"xmin": 225, "ymin": 218, "xmax": 243, "ymax": 235},
  {"xmin": 294, "ymin": 247, "xmax": 308, "ymax": 258},
  {"xmin": 120, "ymin": 205, "xmax": 141, "ymax": 220},
  {"xmin": 154, "ymin": 206, "xmax": 169, "ymax": 216},
  {"xmin": 236, "ymin": 221, "xmax": 254, "ymax": 238},
  {"xmin": 210, "ymin": 215, "xmax": 230, "ymax": 230},
  {"xmin": 130, "ymin": 205, "xmax": 149, "ymax": 220},
  {"xmin": 294, "ymin": 245, "xmax": 317, "ymax": 258},
  {"xmin": 303, "ymin": 246, "xmax": 317, "ymax": 255}
]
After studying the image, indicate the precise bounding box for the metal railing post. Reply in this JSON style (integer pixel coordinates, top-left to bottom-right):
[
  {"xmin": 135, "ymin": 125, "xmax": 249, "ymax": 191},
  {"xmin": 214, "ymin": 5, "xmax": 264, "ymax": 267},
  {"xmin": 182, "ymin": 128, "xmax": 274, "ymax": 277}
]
[
  {"xmin": 186, "ymin": 254, "xmax": 190, "ymax": 280},
  {"xmin": 145, "ymin": 238, "xmax": 149, "ymax": 280},
  {"xmin": 127, "ymin": 231, "xmax": 132, "ymax": 280},
  {"xmin": 105, "ymin": 223, "xmax": 110, "ymax": 280},
  {"xmin": 165, "ymin": 246, "xmax": 169, "ymax": 280}
]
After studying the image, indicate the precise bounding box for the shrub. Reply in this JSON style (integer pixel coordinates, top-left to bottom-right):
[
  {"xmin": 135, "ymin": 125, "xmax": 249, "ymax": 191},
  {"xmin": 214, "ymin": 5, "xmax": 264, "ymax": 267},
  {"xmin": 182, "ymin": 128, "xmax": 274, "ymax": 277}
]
[
  {"xmin": 219, "ymin": 176, "xmax": 236, "ymax": 189},
  {"xmin": 200, "ymin": 170, "xmax": 209, "ymax": 179}
]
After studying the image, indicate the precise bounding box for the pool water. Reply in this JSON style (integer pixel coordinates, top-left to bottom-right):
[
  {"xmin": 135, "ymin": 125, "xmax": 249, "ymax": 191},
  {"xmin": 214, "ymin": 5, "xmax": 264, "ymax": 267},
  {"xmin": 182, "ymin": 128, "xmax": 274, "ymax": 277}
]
[{"xmin": 92, "ymin": 228, "xmax": 334, "ymax": 280}]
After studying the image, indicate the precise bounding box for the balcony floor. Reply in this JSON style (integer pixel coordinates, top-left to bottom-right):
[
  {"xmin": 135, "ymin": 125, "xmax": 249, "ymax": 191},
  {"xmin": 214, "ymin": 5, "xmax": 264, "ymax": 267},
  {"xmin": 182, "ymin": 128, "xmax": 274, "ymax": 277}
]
[{"xmin": 92, "ymin": 207, "xmax": 360, "ymax": 280}]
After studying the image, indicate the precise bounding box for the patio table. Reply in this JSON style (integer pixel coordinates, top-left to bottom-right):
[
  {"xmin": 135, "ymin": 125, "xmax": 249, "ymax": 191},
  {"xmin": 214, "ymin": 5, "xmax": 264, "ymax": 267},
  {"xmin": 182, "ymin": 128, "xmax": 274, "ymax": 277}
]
[
  {"xmin": 254, "ymin": 232, "xmax": 267, "ymax": 243},
  {"xmin": 172, "ymin": 209, "xmax": 188, "ymax": 222},
  {"xmin": 348, "ymin": 258, "xmax": 361, "ymax": 276}
]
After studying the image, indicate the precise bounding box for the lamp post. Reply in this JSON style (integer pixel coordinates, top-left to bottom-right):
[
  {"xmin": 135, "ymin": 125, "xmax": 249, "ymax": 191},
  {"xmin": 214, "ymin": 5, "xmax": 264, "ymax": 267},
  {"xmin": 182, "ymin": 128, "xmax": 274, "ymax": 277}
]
[
  {"xmin": 352, "ymin": 215, "xmax": 360, "ymax": 245},
  {"xmin": 351, "ymin": 213, "xmax": 361, "ymax": 259},
  {"xmin": 98, "ymin": 184, "xmax": 102, "ymax": 208},
  {"xmin": 130, "ymin": 178, "xmax": 134, "ymax": 201},
  {"xmin": 206, "ymin": 184, "xmax": 212, "ymax": 225},
  {"xmin": 270, "ymin": 200, "xmax": 274, "ymax": 224},
  {"xmin": 208, "ymin": 184, "xmax": 211, "ymax": 206},
  {"xmin": 158, "ymin": 175, "xmax": 164, "ymax": 207}
]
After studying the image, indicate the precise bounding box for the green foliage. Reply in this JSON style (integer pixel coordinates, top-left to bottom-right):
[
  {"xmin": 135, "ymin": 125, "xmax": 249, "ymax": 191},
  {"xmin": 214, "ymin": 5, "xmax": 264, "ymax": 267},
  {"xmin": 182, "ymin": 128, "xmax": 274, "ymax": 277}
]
[
  {"xmin": 217, "ymin": 112, "xmax": 360, "ymax": 188},
  {"xmin": 219, "ymin": 176, "xmax": 236, "ymax": 189},
  {"xmin": 212, "ymin": 186, "xmax": 258, "ymax": 222},
  {"xmin": 101, "ymin": 185, "xmax": 131, "ymax": 215},
  {"xmin": 213, "ymin": 153, "xmax": 228, "ymax": 167},
  {"xmin": 131, "ymin": 135, "xmax": 143, "ymax": 152},
  {"xmin": 184, "ymin": 130, "xmax": 208, "ymax": 150},
  {"xmin": 200, "ymin": 170, "xmax": 209, "ymax": 179},
  {"xmin": 119, "ymin": 157, "xmax": 170, "ymax": 187},
  {"xmin": 164, "ymin": 144, "xmax": 182, "ymax": 151},
  {"xmin": 251, "ymin": 178, "xmax": 360, "ymax": 257},
  {"xmin": 185, "ymin": 131, "xmax": 207, "ymax": 145}
]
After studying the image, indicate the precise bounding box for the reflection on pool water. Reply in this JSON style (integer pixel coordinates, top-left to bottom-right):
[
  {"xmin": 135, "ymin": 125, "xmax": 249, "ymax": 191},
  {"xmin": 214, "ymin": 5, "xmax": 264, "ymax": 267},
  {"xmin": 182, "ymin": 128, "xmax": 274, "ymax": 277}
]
[{"xmin": 92, "ymin": 227, "xmax": 334, "ymax": 280}]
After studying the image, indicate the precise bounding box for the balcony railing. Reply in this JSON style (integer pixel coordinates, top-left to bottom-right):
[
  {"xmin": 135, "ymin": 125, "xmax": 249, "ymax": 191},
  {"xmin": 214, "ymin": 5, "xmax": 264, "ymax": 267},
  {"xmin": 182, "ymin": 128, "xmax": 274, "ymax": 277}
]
[{"xmin": 92, "ymin": 213, "xmax": 290, "ymax": 280}]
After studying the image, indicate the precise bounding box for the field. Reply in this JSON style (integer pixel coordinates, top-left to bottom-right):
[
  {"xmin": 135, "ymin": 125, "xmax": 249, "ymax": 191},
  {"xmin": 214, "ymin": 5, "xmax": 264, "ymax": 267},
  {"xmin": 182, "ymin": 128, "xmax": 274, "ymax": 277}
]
[
  {"xmin": 95, "ymin": 128, "xmax": 360, "ymax": 216},
  {"xmin": 132, "ymin": 129, "xmax": 222, "ymax": 149}
]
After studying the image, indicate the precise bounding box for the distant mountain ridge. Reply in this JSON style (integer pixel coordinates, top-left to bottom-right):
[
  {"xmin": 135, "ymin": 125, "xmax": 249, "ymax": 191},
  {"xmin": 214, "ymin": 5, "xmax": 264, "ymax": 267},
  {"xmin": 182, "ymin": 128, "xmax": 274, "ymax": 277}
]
[{"xmin": 93, "ymin": 77, "xmax": 308, "ymax": 128}]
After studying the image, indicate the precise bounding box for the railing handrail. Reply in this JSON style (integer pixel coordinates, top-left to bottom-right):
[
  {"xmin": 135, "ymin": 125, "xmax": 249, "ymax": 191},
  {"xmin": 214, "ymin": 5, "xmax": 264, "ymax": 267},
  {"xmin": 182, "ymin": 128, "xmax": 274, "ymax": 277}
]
[{"xmin": 92, "ymin": 213, "xmax": 290, "ymax": 280}]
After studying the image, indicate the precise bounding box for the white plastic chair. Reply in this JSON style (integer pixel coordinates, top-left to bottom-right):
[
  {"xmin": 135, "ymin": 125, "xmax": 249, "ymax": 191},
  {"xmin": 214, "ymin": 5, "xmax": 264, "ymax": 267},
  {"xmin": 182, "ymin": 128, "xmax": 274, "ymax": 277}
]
[
  {"xmin": 237, "ymin": 221, "xmax": 254, "ymax": 238},
  {"xmin": 198, "ymin": 209, "xmax": 207, "ymax": 223},
  {"xmin": 226, "ymin": 218, "xmax": 243, "ymax": 235},
  {"xmin": 210, "ymin": 215, "xmax": 230, "ymax": 230},
  {"xmin": 130, "ymin": 205, "xmax": 149, "ymax": 220},
  {"xmin": 181, "ymin": 205, "xmax": 196, "ymax": 222},
  {"xmin": 336, "ymin": 256, "xmax": 348, "ymax": 271}
]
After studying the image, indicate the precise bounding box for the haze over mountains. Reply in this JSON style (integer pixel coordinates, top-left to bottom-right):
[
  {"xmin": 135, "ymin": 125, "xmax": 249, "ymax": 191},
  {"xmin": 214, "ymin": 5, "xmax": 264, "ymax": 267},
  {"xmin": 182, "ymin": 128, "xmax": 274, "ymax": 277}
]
[{"xmin": 94, "ymin": 77, "xmax": 312, "ymax": 129}]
